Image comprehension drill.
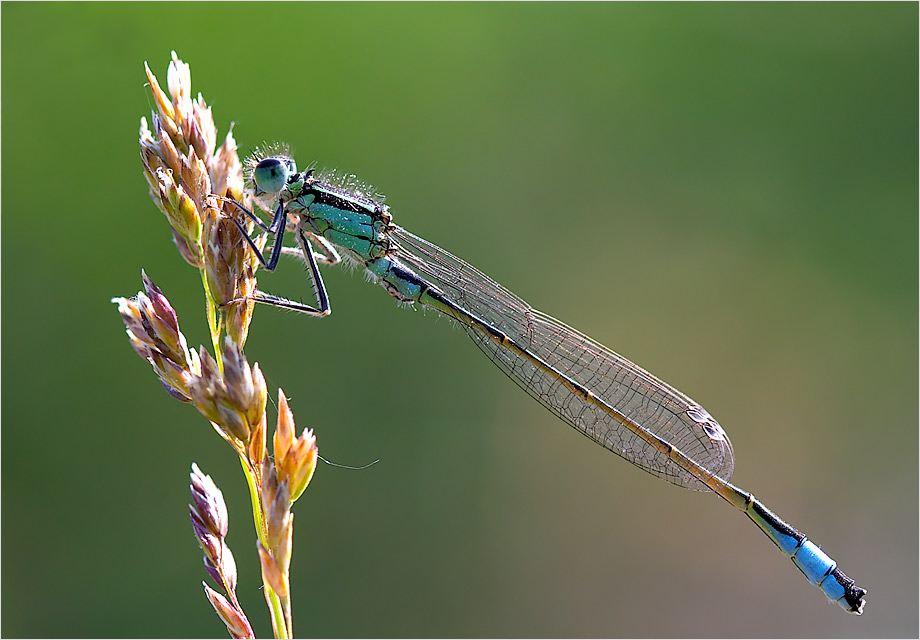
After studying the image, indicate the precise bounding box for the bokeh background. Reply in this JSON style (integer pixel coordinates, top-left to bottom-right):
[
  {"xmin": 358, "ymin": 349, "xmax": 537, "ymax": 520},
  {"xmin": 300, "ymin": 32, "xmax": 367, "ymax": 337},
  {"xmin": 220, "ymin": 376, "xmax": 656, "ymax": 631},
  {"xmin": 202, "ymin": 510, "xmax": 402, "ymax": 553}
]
[{"xmin": 2, "ymin": 3, "xmax": 916, "ymax": 638}]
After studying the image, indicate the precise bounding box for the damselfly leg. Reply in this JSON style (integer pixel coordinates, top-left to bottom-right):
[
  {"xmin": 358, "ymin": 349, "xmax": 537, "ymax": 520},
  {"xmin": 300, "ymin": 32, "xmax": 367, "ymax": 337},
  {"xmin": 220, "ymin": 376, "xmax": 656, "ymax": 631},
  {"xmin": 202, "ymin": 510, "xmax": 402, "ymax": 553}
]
[{"xmin": 212, "ymin": 195, "xmax": 332, "ymax": 317}]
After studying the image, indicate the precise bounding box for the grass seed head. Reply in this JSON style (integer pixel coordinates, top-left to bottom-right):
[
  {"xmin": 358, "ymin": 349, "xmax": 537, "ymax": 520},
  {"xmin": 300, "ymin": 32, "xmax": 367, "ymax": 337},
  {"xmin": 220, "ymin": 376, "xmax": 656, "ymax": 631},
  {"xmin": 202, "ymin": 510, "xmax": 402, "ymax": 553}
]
[
  {"xmin": 212, "ymin": 129, "xmax": 244, "ymax": 199},
  {"xmin": 187, "ymin": 342, "xmax": 268, "ymax": 450},
  {"xmin": 144, "ymin": 60, "xmax": 176, "ymax": 129},
  {"xmin": 181, "ymin": 147, "xmax": 211, "ymax": 212},
  {"xmin": 270, "ymin": 391, "xmax": 319, "ymax": 504},
  {"xmin": 202, "ymin": 212, "xmax": 261, "ymax": 345},
  {"xmin": 276, "ymin": 513, "xmax": 294, "ymax": 578},
  {"xmin": 171, "ymin": 226, "xmax": 204, "ymax": 268},
  {"xmin": 285, "ymin": 430, "xmax": 318, "ymax": 504},
  {"xmin": 153, "ymin": 116, "xmax": 183, "ymax": 176},
  {"xmin": 142, "ymin": 53, "xmax": 245, "ymax": 275},
  {"xmin": 189, "ymin": 462, "xmax": 229, "ymax": 539},
  {"xmin": 127, "ymin": 56, "xmax": 323, "ymax": 637},
  {"xmin": 216, "ymin": 400, "xmax": 251, "ymax": 444},
  {"xmin": 266, "ymin": 480, "xmax": 291, "ymax": 552},
  {"xmin": 203, "ymin": 583, "xmax": 254, "ymax": 640},
  {"xmin": 248, "ymin": 412, "xmax": 267, "ymax": 468},
  {"xmin": 190, "ymin": 508, "xmax": 222, "ymax": 564},
  {"xmin": 273, "ymin": 391, "xmax": 295, "ymax": 463},
  {"xmin": 189, "ymin": 464, "xmax": 241, "ymax": 599},
  {"xmin": 188, "ymin": 349, "xmax": 226, "ymax": 426},
  {"xmin": 147, "ymin": 350, "xmax": 193, "ymax": 401},
  {"xmin": 257, "ymin": 543, "xmax": 288, "ymax": 601},
  {"xmin": 112, "ymin": 274, "xmax": 194, "ymax": 400}
]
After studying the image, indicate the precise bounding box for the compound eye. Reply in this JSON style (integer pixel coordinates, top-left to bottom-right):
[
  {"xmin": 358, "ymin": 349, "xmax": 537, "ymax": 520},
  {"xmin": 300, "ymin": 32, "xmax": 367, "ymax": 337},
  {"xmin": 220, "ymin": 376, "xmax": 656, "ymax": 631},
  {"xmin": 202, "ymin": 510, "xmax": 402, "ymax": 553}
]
[{"xmin": 253, "ymin": 157, "xmax": 292, "ymax": 193}]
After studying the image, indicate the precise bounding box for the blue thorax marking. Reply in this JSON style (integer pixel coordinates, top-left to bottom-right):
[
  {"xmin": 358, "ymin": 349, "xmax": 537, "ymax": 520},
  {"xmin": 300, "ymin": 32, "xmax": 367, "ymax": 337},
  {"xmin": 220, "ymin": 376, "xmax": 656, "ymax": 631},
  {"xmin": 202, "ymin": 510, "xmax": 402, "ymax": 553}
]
[{"xmin": 283, "ymin": 175, "xmax": 391, "ymax": 261}]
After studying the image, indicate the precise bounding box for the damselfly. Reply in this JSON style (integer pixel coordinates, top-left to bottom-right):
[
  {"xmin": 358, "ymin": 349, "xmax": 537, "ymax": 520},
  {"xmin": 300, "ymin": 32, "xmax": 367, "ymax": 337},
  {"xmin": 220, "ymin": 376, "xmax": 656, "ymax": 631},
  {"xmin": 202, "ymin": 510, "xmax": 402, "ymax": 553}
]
[{"xmin": 219, "ymin": 147, "xmax": 866, "ymax": 614}]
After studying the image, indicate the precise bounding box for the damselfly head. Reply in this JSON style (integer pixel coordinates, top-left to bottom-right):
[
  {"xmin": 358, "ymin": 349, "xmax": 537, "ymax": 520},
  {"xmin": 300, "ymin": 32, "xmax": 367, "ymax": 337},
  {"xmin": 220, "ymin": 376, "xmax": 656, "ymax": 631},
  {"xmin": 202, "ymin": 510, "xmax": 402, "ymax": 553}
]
[
  {"xmin": 253, "ymin": 156, "xmax": 296, "ymax": 194},
  {"xmin": 244, "ymin": 142, "xmax": 296, "ymax": 194}
]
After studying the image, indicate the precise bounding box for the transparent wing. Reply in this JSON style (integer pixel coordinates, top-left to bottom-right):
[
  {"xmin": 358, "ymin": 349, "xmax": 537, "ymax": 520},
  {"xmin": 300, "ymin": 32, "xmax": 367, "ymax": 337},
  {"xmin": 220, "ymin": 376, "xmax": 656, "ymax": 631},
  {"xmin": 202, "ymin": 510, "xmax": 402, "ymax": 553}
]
[{"xmin": 390, "ymin": 226, "xmax": 734, "ymax": 490}]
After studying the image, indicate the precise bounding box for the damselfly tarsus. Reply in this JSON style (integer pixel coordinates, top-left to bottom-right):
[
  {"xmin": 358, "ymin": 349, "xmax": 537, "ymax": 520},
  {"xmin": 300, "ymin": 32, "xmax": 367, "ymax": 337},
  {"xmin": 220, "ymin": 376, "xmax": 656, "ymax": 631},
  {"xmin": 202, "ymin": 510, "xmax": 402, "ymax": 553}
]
[{"xmin": 218, "ymin": 148, "xmax": 866, "ymax": 614}]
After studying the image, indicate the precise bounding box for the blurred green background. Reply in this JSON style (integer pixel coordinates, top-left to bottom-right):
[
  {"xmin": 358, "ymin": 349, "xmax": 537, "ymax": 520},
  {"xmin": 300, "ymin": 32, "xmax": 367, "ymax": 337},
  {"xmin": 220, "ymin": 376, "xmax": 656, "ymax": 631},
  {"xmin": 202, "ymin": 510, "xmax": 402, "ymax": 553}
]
[{"xmin": 2, "ymin": 2, "xmax": 916, "ymax": 637}]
